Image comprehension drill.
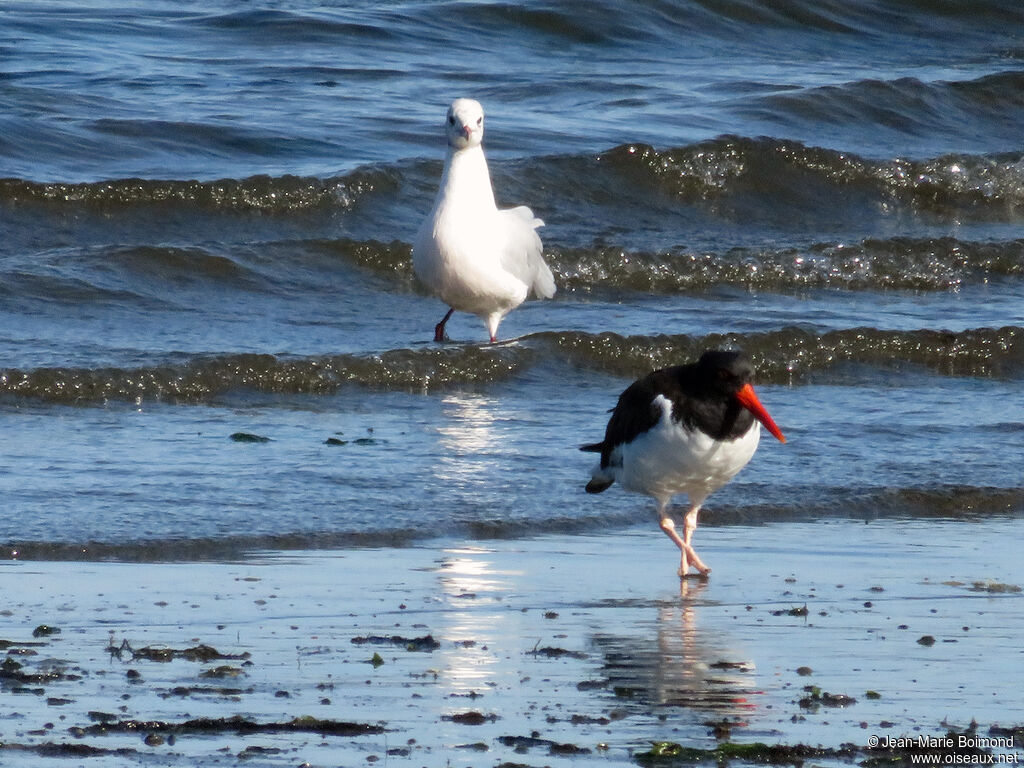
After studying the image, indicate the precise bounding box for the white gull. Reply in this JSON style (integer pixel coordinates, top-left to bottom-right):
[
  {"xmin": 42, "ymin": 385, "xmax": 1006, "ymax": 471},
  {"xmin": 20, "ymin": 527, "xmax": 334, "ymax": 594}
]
[{"xmin": 413, "ymin": 98, "xmax": 556, "ymax": 343}]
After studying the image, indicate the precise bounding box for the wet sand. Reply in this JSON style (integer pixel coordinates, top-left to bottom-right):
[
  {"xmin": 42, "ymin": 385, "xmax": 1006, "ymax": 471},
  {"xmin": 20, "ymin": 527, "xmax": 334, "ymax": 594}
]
[{"xmin": 1, "ymin": 517, "xmax": 1022, "ymax": 767}]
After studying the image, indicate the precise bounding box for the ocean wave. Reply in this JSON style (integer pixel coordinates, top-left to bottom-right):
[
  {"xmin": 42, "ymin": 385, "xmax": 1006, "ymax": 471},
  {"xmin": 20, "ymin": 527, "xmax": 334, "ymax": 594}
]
[
  {"xmin": 411, "ymin": 0, "xmax": 1024, "ymax": 48},
  {"xmin": 0, "ymin": 508, "xmax": 652, "ymax": 562},
  {"xmin": 6, "ymin": 137, "xmax": 1024, "ymax": 222},
  {"xmin": 749, "ymin": 71, "xmax": 1024, "ymax": 141},
  {"xmin": 0, "ymin": 346, "xmax": 536, "ymax": 404},
  {"xmin": 547, "ymin": 237, "xmax": 1024, "ymax": 293},
  {"xmin": 422, "ymin": 2, "xmax": 627, "ymax": 45},
  {"xmin": 667, "ymin": 0, "xmax": 1023, "ymax": 38},
  {"xmin": 1, "ymin": 326, "xmax": 1019, "ymax": 404},
  {"xmin": 0, "ymin": 268, "xmax": 153, "ymax": 305},
  {"xmin": 168, "ymin": 0, "xmax": 1024, "ymax": 50},
  {"xmin": 3, "ymin": 485, "xmax": 1019, "ymax": 562},
  {"xmin": 308, "ymin": 237, "xmax": 415, "ymax": 281},
  {"xmin": 0, "ymin": 166, "xmax": 396, "ymax": 212},
  {"xmin": 678, "ymin": 485, "xmax": 1024, "ymax": 525},
  {"xmin": 546, "ymin": 326, "xmax": 1024, "ymax": 381},
  {"xmin": 106, "ymin": 245, "xmax": 251, "ymax": 283},
  {"xmin": 182, "ymin": 8, "xmax": 399, "ymax": 42},
  {"xmin": 597, "ymin": 138, "xmax": 1024, "ymax": 214},
  {"xmin": 5, "ymin": 234, "xmax": 1017, "ymax": 306},
  {"xmin": 0, "ymin": 240, "xmax": 415, "ymax": 304}
]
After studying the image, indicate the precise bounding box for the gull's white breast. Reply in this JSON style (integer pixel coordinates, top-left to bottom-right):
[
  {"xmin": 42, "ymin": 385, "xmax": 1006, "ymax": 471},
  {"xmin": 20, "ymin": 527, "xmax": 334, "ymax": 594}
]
[{"xmin": 415, "ymin": 204, "xmax": 529, "ymax": 315}]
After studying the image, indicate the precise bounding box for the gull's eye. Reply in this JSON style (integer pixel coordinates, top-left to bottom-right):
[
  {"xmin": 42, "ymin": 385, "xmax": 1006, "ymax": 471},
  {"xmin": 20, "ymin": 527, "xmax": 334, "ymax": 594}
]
[
  {"xmin": 448, "ymin": 114, "xmax": 455, "ymax": 125},
  {"xmin": 476, "ymin": 116, "xmax": 483, "ymax": 126}
]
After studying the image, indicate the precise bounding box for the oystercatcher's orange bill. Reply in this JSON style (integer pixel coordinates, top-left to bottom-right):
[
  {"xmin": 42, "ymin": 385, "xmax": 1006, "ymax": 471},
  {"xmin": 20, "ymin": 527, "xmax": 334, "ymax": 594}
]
[{"xmin": 735, "ymin": 383, "xmax": 786, "ymax": 443}]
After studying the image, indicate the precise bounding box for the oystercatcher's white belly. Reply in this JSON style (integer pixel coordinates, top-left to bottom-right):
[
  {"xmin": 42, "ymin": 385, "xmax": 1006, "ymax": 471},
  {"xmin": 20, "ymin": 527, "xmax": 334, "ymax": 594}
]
[{"xmin": 616, "ymin": 395, "xmax": 761, "ymax": 503}]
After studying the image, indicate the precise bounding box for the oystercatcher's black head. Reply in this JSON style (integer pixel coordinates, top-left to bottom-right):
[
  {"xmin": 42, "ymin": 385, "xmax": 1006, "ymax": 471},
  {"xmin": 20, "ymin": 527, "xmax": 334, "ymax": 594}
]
[
  {"xmin": 695, "ymin": 349, "xmax": 755, "ymax": 393},
  {"xmin": 695, "ymin": 349, "xmax": 786, "ymax": 443}
]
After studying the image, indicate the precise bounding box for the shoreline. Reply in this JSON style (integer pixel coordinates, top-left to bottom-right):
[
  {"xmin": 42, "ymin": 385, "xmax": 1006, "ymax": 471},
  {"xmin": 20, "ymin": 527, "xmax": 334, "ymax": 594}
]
[{"xmin": 2, "ymin": 518, "xmax": 1022, "ymax": 766}]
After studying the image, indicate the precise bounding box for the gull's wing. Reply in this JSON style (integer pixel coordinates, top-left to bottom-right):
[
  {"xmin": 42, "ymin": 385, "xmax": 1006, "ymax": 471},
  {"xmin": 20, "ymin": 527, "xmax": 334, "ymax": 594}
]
[{"xmin": 496, "ymin": 205, "xmax": 556, "ymax": 299}]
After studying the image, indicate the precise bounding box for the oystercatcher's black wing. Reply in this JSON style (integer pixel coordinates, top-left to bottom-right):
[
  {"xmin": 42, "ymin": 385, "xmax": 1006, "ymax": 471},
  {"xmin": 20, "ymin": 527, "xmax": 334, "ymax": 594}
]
[{"xmin": 580, "ymin": 366, "xmax": 691, "ymax": 468}]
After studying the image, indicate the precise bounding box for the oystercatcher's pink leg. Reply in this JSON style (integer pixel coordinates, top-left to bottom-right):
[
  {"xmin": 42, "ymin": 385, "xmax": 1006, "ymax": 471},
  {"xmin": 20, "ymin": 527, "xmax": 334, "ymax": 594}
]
[
  {"xmin": 683, "ymin": 502, "xmax": 702, "ymax": 547},
  {"xmin": 657, "ymin": 501, "xmax": 710, "ymax": 578},
  {"xmin": 434, "ymin": 307, "xmax": 455, "ymax": 342},
  {"xmin": 682, "ymin": 502, "xmax": 709, "ymax": 576}
]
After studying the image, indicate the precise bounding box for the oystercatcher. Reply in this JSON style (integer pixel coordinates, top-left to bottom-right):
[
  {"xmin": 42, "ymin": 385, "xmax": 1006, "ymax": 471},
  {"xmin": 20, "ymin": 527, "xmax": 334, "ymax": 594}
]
[
  {"xmin": 413, "ymin": 98, "xmax": 556, "ymax": 343},
  {"xmin": 581, "ymin": 349, "xmax": 786, "ymax": 578}
]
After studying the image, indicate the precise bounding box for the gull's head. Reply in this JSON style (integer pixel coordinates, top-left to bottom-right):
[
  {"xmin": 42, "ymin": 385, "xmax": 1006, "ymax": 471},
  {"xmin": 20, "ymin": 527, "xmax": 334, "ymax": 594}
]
[{"xmin": 445, "ymin": 98, "xmax": 485, "ymax": 150}]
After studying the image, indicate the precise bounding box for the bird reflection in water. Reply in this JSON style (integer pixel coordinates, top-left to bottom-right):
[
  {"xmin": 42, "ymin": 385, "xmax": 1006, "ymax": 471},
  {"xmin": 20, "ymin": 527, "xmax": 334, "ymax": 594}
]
[{"xmin": 594, "ymin": 579, "xmax": 759, "ymax": 728}]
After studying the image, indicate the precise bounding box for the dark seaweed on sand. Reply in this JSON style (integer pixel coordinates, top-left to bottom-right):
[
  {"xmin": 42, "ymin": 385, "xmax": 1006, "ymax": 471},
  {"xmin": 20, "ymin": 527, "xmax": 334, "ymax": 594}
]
[
  {"xmin": 77, "ymin": 714, "xmax": 385, "ymax": 737},
  {"xmin": 351, "ymin": 634, "xmax": 441, "ymax": 651},
  {"xmin": 107, "ymin": 640, "xmax": 250, "ymax": 663}
]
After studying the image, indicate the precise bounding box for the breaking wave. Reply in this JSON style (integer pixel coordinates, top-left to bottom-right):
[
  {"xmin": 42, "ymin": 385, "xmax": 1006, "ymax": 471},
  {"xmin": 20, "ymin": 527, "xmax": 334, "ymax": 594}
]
[
  {"xmin": 547, "ymin": 237, "xmax": 1024, "ymax": 293},
  {"xmin": 1, "ymin": 326, "xmax": 1019, "ymax": 405},
  {"xmin": 6, "ymin": 137, "xmax": 1024, "ymax": 220},
  {"xmin": 4, "ymin": 485, "xmax": 1020, "ymax": 562},
  {"xmin": 0, "ymin": 166, "xmax": 397, "ymax": 212},
  {"xmin": 595, "ymin": 138, "xmax": 1024, "ymax": 214}
]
